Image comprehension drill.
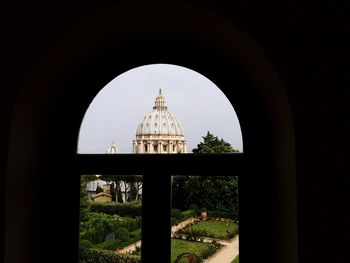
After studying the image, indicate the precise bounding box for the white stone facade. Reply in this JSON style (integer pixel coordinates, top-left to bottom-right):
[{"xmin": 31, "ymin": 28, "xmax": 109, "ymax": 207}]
[{"xmin": 133, "ymin": 89, "xmax": 187, "ymax": 153}]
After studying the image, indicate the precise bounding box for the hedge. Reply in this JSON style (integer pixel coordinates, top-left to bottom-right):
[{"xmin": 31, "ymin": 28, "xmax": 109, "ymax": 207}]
[
  {"xmin": 80, "ymin": 213, "xmax": 141, "ymax": 244},
  {"xmin": 207, "ymin": 210, "xmax": 237, "ymax": 220},
  {"xmin": 171, "ymin": 208, "xmax": 182, "ymax": 219},
  {"xmin": 171, "ymin": 209, "xmax": 196, "ymax": 225},
  {"xmin": 181, "ymin": 210, "xmax": 196, "ymax": 219},
  {"xmin": 90, "ymin": 202, "xmax": 141, "ymax": 217},
  {"xmin": 79, "ymin": 248, "xmax": 141, "ymax": 263},
  {"xmin": 94, "ymin": 239, "xmax": 123, "ymax": 250}
]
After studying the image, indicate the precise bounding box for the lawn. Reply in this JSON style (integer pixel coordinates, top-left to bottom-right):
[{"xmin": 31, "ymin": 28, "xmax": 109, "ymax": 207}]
[
  {"xmin": 171, "ymin": 239, "xmax": 217, "ymax": 262},
  {"xmin": 191, "ymin": 220, "xmax": 238, "ymax": 240}
]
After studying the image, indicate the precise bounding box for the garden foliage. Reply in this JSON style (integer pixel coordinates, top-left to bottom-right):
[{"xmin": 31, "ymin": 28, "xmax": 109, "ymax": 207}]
[
  {"xmin": 172, "ymin": 176, "xmax": 238, "ymax": 220},
  {"xmin": 171, "ymin": 209, "xmax": 196, "ymax": 225},
  {"xmin": 80, "ymin": 212, "xmax": 141, "ymax": 244},
  {"xmin": 90, "ymin": 201, "xmax": 141, "ymax": 217},
  {"xmin": 79, "ymin": 248, "xmax": 141, "ymax": 263}
]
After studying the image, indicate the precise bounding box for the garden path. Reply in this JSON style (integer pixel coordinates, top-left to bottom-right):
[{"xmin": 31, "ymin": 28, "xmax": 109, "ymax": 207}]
[
  {"xmin": 204, "ymin": 235, "xmax": 239, "ymax": 263},
  {"xmin": 171, "ymin": 217, "xmax": 198, "ymax": 236},
  {"xmin": 118, "ymin": 217, "xmax": 197, "ymax": 254},
  {"xmin": 116, "ymin": 240, "xmax": 141, "ymax": 254}
]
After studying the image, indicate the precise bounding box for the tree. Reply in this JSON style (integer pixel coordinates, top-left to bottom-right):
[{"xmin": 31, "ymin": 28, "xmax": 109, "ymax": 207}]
[
  {"xmin": 126, "ymin": 175, "xmax": 143, "ymax": 202},
  {"xmin": 99, "ymin": 175, "xmax": 142, "ymax": 203},
  {"xmin": 192, "ymin": 131, "xmax": 239, "ymax": 153},
  {"xmin": 95, "ymin": 185, "xmax": 103, "ymax": 194},
  {"xmin": 80, "ymin": 175, "xmax": 97, "ymax": 234},
  {"xmin": 172, "ymin": 132, "xmax": 239, "ymax": 219},
  {"xmin": 99, "ymin": 175, "xmax": 123, "ymax": 203},
  {"xmin": 172, "ymin": 176, "xmax": 238, "ymax": 217}
]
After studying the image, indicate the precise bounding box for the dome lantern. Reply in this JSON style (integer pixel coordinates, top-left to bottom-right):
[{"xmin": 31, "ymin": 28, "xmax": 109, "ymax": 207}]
[{"xmin": 153, "ymin": 88, "xmax": 167, "ymax": 110}]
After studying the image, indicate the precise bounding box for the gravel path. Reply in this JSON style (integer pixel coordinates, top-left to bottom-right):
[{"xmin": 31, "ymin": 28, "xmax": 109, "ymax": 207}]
[
  {"xmin": 204, "ymin": 235, "xmax": 239, "ymax": 263},
  {"xmin": 118, "ymin": 217, "xmax": 197, "ymax": 254},
  {"xmin": 171, "ymin": 217, "xmax": 198, "ymax": 236},
  {"xmin": 116, "ymin": 217, "xmax": 240, "ymax": 263}
]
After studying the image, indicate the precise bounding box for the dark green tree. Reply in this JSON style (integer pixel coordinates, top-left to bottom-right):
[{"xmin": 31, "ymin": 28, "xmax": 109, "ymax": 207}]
[
  {"xmin": 125, "ymin": 175, "xmax": 143, "ymax": 202},
  {"xmin": 173, "ymin": 132, "xmax": 239, "ymax": 219},
  {"xmin": 192, "ymin": 131, "xmax": 239, "ymax": 153},
  {"xmin": 99, "ymin": 175, "xmax": 123, "ymax": 203},
  {"xmin": 95, "ymin": 185, "xmax": 103, "ymax": 194},
  {"xmin": 80, "ymin": 175, "xmax": 97, "ymax": 234},
  {"xmin": 172, "ymin": 176, "xmax": 238, "ymax": 217}
]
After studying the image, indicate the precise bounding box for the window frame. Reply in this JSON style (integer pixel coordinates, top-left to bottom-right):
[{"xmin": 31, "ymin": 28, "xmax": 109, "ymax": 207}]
[
  {"xmin": 5, "ymin": 5, "xmax": 297, "ymax": 262},
  {"xmin": 75, "ymin": 153, "xmax": 244, "ymax": 262}
]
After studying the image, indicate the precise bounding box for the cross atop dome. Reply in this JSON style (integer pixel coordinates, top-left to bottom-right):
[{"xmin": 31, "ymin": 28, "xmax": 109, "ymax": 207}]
[{"xmin": 153, "ymin": 87, "xmax": 167, "ymax": 109}]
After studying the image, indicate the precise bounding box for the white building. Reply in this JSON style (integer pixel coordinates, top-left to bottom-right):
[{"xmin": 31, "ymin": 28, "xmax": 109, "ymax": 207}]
[
  {"xmin": 133, "ymin": 89, "xmax": 187, "ymax": 153},
  {"xmin": 86, "ymin": 178, "xmax": 111, "ymax": 198}
]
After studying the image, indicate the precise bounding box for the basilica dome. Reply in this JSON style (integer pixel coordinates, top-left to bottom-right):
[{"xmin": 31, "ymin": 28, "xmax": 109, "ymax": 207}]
[
  {"xmin": 133, "ymin": 89, "xmax": 187, "ymax": 153},
  {"xmin": 136, "ymin": 90, "xmax": 184, "ymax": 136}
]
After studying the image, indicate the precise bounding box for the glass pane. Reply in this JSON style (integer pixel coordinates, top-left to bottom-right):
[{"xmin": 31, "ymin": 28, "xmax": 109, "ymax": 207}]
[
  {"xmin": 171, "ymin": 175, "xmax": 239, "ymax": 263},
  {"xmin": 79, "ymin": 174, "xmax": 142, "ymax": 262},
  {"xmin": 77, "ymin": 64, "xmax": 243, "ymax": 154}
]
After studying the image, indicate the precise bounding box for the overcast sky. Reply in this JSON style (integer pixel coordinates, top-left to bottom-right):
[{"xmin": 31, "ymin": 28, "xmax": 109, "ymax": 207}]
[{"xmin": 77, "ymin": 64, "xmax": 243, "ymax": 153}]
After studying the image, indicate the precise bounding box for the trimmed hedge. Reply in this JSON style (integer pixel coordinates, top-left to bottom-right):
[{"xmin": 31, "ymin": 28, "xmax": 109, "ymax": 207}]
[
  {"xmin": 94, "ymin": 239, "xmax": 123, "ymax": 250},
  {"xmin": 171, "ymin": 208, "xmax": 182, "ymax": 219},
  {"xmin": 79, "ymin": 248, "xmax": 141, "ymax": 263},
  {"xmin": 90, "ymin": 202, "xmax": 141, "ymax": 217},
  {"xmin": 79, "ymin": 240, "xmax": 93, "ymax": 250},
  {"xmin": 207, "ymin": 210, "xmax": 237, "ymax": 220},
  {"xmin": 130, "ymin": 228, "xmax": 141, "ymax": 240},
  {"xmin": 114, "ymin": 227, "xmax": 129, "ymax": 242},
  {"xmin": 181, "ymin": 210, "xmax": 196, "ymax": 219},
  {"xmin": 172, "ymin": 209, "xmax": 196, "ymax": 225}
]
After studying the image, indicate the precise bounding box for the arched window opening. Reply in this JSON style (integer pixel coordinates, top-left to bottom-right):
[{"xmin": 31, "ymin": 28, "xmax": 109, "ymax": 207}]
[
  {"xmin": 77, "ymin": 64, "xmax": 243, "ymax": 154},
  {"xmin": 77, "ymin": 64, "xmax": 243, "ymax": 263}
]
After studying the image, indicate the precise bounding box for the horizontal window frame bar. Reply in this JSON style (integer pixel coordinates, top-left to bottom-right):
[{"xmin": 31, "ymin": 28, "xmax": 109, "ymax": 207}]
[{"xmin": 73, "ymin": 153, "xmax": 245, "ymax": 175}]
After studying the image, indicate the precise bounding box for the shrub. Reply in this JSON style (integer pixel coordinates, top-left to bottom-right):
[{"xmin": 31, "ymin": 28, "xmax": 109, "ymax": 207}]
[
  {"xmin": 210, "ymin": 239, "xmax": 221, "ymax": 248},
  {"xmin": 171, "ymin": 208, "xmax": 182, "ymax": 219},
  {"xmin": 129, "ymin": 228, "xmax": 141, "ymax": 240},
  {"xmin": 94, "ymin": 239, "xmax": 123, "ymax": 250},
  {"xmin": 207, "ymin": 210, "xmax": 237, "ymax": 220},
  {"xmin": 80, "ymin": 213, "xmax": 141, "ymax": 244},
  {"xmin": 181, "ymin": 210, "xmax": 196, "ymax": 219},
  {"xmin": 171, "ymin": 209, "xmax": 196, "ymax": 226},
  {"xmin": 199, "ymin": 207, "xmax": 207, "ymax": 213},
  {"xmin": 174, "ymin": 252, "xmax": 203, "ymax": 263},
  {"xmin": 201, "ymin": 244, "xmax": 218, "ymax": 259},
  {"xmin": 188, "ymin": 204, "xmax": 199, "ymax": 213},
  {"xmin": 179, "ymin": 227, "xmax": 209, "ymax": 241},
  {"xmin": 90, "ymin": 202, "xmax": 141, "ymax": 217},
  {"xmin": 111, "ymin": 217, "xmax": 141, "ymax": 232},
  {"xmin": 114, "ymin": 227, "xmax": 129, "ymax": 242},
  {"xmin": 80, "ymin": 213, "xmax": 114, "ymax": 244},
  {"xmin": 79, "ymin": 240, "xmax": 93, "ymax": 250},
  {"xmin": 79, "ymin": 248, "xmax": 141, "ymax": 263},
  {"xmin": 95, "ymin": 185, "xmax": 103, "ymax": 194}
]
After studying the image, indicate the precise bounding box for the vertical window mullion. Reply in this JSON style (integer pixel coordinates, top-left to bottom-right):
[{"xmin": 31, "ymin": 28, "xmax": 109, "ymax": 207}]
[{"xmin": 142, "ymin": 172, "xmax": 171, "ymax": 262}]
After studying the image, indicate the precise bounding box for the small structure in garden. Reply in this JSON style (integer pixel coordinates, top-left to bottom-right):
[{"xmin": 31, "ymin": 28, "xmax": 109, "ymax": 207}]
[{"xmin": 91, "ymin": 192, "xmax": 112, "ymax": 202}]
